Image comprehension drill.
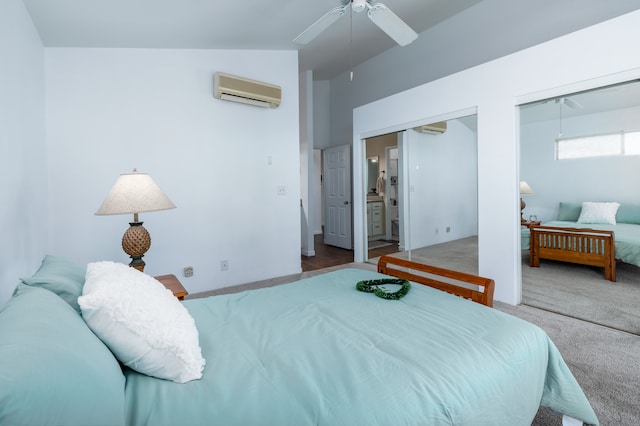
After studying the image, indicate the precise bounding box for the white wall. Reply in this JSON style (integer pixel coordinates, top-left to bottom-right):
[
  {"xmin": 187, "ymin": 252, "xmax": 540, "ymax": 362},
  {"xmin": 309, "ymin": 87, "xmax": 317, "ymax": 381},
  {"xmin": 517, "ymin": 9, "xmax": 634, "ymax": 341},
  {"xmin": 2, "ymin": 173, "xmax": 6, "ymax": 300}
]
[
  {"xmin": 309, "ymin": 80, "xmax": 331, "ymax": 236},
  {"xmin": 353, "ymin": 10, "xmax": 640, "ymax": 304},
  {"xmin": 313, "ymin": 80, "xmax": 331, "ymax": 148},
  {"xmin": 521, "ymin": 106, "xmax": 640, "ymax": 221},
  {"xmin": 300, "ymin": 70, "xmax": 314, "ymax": 256},
  {"xmin": 0, "ymin": 0, "xmax": 47, "ymax": 305},
  {"xmin": 313, "ymin": 149, "xmax": 323, "ymax": 234},
  {"xmin": 44, "ymin": 48, "xmax": 301, "ymax": 296},
  {"xmin": 406, "ymin": 120, "xmax": 478, "ymax": 249}
]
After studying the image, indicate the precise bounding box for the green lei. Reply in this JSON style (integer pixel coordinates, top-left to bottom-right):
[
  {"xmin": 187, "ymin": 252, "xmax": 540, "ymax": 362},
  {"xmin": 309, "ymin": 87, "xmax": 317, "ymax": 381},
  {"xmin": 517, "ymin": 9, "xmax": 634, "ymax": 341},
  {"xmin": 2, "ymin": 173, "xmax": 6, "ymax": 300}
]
[{"xmin": 355, "ymin": 278, "xmax": 411, "ymax": 300}]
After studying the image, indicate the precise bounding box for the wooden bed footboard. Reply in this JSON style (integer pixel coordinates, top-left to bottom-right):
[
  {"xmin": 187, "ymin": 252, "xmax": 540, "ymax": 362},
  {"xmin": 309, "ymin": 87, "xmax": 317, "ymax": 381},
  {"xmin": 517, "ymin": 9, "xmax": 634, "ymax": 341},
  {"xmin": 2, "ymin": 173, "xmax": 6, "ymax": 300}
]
[
  {"xmin": 529, "ymin": 225, "xmax": 616, "ymax": 281},
  {"xmin": 377, "ymin": 255, "xmax": 495, "ymax": 307}
]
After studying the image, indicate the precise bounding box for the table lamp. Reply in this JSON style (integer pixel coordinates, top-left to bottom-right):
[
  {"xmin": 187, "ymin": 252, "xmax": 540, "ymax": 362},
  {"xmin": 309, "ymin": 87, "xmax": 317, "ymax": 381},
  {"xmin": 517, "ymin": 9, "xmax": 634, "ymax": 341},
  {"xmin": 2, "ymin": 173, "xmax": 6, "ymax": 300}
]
[
  {"xmin": 519, "ymin": 181, "xmax": 534, "ymax": 222},
  {"xmin": 96, "ymin": 169, "xmax": 176, "ymax": 271}
]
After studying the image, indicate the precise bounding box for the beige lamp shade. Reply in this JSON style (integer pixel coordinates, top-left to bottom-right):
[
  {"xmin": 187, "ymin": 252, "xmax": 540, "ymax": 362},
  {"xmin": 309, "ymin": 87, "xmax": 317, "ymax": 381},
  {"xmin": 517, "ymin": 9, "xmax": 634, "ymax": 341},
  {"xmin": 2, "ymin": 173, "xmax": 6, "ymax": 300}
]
[
  {"xmin": 519, "ymin": 181, "xmax": 534, "ymax": 195},
  {"xmin": 519, "ymin": 181, "xmax": 534, "ymax": 222},
  {"xmin": 96, "ymin": 170, "xmax": 176, "ymax": 216}
]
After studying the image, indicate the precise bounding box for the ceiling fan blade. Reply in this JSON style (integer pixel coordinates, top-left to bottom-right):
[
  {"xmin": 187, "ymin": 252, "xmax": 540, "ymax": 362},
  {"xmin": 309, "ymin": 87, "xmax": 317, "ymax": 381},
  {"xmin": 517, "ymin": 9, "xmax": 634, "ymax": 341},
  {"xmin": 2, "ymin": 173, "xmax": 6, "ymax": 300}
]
[
  {"xmin": 564, "ymin": 97, "xmax": 583, "ymax": 109},
  {"xmin": 556, "ymin": 97, "xmax": 583, "ymax": 109},
  {"xmin": 293, "ymin": 5, "xmax": 349, "ymax": 45},
  {"xmin": 367, "ymin": 3, "xmax": 418, "ymax": 46}
]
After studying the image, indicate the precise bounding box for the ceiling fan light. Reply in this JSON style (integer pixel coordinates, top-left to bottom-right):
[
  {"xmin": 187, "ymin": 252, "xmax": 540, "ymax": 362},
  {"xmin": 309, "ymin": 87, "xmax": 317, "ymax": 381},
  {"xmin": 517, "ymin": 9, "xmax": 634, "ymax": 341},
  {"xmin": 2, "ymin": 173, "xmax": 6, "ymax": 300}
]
[
  {"xmin": 352, "ymin": 0, "xmax": 367, "ymax": 13},
  {"xmin": 367, "ymin": 4, "xmax": 418, "ymax": 46}
]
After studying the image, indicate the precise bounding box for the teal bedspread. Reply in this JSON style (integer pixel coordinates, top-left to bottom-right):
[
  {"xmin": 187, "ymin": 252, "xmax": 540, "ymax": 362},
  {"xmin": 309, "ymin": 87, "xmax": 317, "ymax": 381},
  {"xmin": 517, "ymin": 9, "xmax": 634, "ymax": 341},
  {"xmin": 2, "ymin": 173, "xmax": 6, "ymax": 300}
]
[
  {"xmin": 521, "ymin": 220, "xmax": 640, "ymax": 267},
  {"xmin": 124, "ymin": 268, "xmax": 598, "ymax": 426}
]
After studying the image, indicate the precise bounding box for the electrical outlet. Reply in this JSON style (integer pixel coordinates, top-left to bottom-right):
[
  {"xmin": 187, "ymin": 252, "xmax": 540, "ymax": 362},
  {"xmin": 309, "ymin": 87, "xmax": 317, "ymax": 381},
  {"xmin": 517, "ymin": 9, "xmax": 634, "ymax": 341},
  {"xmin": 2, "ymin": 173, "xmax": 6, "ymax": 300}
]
[
  {"xmin": 220, "ymin": 260, "xmax": 229, "ymax": 271},
  {"xmin": 277, "ymin": 185, "xmax": 286, "ymax": 195},
  {"xmin": 183, "ymin": 266, "xmax": 193, "ymax": 277},
  {"xmin": 446, "ymin": 226, "xmax": 451, "ymax": 233}
]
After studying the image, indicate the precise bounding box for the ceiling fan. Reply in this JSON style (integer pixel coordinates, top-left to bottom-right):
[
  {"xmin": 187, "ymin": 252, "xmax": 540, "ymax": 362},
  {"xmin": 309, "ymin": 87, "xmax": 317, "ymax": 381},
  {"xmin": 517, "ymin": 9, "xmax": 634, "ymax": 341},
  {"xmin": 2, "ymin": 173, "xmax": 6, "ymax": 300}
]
[
  {"xmin": 555, "ymin": 97, "xmax": 583, "ymax": 109},
  {"xmin": 555, "ymin": 97, "xmax": 583, "ymax": 137},
  {"xmin": 293, "ymin": 0, "xmax": 418, "ymax": 47}
]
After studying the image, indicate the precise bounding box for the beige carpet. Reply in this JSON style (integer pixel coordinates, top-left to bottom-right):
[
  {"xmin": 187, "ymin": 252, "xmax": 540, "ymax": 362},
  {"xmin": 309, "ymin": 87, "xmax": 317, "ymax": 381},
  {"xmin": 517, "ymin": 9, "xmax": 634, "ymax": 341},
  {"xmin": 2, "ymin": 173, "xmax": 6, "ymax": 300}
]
[
  {"xmin": 368, "ymin": 236, "xmax": 479, "ymax": 274},
  {"xmin": 521, "ymin": 253, "xmax": 640, "ymax": 335}
]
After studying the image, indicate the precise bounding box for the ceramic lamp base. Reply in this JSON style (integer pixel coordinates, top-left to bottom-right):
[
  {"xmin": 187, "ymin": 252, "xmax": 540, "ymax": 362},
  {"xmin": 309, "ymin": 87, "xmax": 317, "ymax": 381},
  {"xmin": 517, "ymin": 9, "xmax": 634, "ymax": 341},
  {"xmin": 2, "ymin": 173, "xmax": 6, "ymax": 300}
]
[{"xmin": 122, "ymin": 222, "xmax": 151, "ymax": 272}]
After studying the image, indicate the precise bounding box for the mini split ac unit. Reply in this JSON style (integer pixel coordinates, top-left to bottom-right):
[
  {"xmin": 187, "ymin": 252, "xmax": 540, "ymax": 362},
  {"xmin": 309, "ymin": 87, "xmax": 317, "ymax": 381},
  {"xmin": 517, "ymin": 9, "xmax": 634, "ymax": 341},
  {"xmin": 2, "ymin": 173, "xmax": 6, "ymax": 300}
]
[
  {"xmin": 413, "ymin": 121, "xmax": 447, "ymax": 134},
  {"xmin": 214, "ymin": 72, "xmax": 281, "ymax": 108}
]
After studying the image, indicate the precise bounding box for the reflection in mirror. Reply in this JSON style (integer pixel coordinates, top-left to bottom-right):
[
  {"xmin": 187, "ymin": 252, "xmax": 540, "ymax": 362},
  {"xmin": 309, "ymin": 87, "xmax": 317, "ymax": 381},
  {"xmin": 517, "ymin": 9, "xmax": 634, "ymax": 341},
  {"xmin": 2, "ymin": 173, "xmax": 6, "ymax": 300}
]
[
  {"xmin": 518, "ymin": 79, "xmax": 640, "ymax": 335},
  {"xmin": 367, "ymin": 156, "xmax": 379, "ymax": 195},
  {"xmin": 365, "ymin": 134, "xmax": 398, "ymax": 259},
  {"xmin": 365, "ymin": 115, "xmax": 479, "ymax": 276}
]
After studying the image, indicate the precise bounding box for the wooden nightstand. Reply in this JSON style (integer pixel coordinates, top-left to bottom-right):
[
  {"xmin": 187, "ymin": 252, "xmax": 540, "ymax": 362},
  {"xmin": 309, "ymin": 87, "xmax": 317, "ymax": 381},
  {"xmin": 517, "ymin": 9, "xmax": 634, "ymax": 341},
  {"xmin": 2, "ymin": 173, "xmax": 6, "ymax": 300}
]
[
  {"xmin": 521, "ymin": 220, "xmax": 541, "ymax": 229},
  {"xmin": 154, "ymin": 274, "xmax": 188, "ymax": 301}
]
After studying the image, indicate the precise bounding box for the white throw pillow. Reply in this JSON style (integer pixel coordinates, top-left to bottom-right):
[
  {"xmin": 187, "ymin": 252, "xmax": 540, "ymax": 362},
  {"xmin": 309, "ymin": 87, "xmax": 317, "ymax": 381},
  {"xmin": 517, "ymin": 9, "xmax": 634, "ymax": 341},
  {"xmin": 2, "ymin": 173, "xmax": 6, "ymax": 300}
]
[
  {"xmin": 78, "ymin": 261, "xmax": 205, "ymax": 383},
  {"xmin": 577, "ymin": 201, "xmax": 620, "ymax": 225}
]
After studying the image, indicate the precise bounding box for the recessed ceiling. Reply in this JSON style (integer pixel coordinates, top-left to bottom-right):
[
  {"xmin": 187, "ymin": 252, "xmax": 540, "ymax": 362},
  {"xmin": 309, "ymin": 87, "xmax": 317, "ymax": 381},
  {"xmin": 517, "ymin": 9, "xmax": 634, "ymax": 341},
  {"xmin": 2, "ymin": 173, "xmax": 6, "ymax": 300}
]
[{"xmin": 21, "ymin": 0, "xmax": 482, "ymax": 80}]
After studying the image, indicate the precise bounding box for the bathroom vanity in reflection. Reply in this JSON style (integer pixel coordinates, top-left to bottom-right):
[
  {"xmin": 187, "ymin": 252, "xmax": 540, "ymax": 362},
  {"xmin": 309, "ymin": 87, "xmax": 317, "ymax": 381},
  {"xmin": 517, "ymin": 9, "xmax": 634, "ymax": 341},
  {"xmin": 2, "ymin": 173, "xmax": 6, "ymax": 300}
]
[
  {"xmin": 366, "ymin": 155, "xmax": 386, "ymax": 241},
  {"xmin": 367, "ymin": 199, "xmax": 385, "ymax": 240}
]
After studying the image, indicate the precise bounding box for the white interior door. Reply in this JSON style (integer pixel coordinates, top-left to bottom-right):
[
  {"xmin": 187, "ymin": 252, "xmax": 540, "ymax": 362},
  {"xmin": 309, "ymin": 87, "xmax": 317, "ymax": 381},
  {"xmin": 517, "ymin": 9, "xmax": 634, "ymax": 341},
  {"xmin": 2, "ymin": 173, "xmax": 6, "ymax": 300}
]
[{"xmin": 323, "ymin": 144, "xmax": 352, "ymax": 249}]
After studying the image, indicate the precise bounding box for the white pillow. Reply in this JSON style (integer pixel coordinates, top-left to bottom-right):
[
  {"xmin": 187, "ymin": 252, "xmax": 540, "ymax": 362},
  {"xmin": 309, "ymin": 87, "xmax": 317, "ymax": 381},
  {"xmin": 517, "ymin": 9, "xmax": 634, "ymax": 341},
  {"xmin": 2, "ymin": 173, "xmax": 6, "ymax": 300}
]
[
  {"xmin": 78, "ymin": 261, "xmax": 205, "ymax": 383},
  {"xmin": 577, "ymin": 201, "xmax": 620, "ymax": 225}
]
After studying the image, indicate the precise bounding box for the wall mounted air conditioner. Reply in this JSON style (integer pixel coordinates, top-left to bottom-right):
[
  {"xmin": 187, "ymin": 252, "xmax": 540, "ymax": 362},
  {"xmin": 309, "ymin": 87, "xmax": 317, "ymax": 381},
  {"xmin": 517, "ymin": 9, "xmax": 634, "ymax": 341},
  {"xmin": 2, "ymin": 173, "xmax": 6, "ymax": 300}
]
[
  {"xmin": 413, "ymin": 121, "xmax": 447, "ymax": 134},
  {"xmin": 214, "ymin": 72, "xmax": 281, "ymax": 108}
]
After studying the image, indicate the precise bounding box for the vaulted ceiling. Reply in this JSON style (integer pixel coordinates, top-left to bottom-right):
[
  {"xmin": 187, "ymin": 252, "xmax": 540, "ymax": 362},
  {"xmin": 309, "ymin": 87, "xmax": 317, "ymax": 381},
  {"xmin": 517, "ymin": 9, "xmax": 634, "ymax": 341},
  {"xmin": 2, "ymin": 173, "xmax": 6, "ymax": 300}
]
[{"xmin": 23, "ymin": 0, "xmax": 640, "ymax": 81}]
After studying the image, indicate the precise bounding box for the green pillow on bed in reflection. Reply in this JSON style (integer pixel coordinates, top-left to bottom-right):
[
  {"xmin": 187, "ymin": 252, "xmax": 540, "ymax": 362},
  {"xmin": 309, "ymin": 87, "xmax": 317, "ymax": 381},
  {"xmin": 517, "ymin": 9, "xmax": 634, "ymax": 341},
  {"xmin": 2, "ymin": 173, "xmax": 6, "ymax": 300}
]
[{"xmin": 557, "ymin": 202, "xmax": 582, "ymax": 221}]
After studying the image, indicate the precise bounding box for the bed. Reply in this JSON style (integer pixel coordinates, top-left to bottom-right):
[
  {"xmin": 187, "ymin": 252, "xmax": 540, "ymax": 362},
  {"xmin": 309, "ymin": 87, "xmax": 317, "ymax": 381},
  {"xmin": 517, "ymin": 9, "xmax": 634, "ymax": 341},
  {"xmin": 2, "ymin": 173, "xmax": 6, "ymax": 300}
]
[
  {"xmin": 522, "ymin": 202, "xmax": 640, "ymax": 281},
  {"xmin": 0, "ymin": 255, "xmax": 599, "ymax": 425}
]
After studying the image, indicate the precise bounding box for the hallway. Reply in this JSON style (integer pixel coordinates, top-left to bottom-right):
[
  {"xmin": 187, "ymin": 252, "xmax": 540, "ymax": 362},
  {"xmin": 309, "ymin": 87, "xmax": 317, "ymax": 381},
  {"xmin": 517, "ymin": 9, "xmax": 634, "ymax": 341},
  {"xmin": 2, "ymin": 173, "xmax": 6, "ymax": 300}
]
[{"xmin": 301, "ymin": 234, "xmax": 400, "ymax": 272}]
